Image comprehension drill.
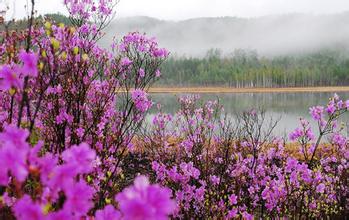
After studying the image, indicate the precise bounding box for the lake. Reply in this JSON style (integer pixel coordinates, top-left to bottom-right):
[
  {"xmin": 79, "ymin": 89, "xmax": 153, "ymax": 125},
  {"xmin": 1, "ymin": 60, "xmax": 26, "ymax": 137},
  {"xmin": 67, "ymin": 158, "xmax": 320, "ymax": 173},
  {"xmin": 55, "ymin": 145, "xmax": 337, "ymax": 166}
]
[{"xmin": 148, "ymin": 92, "xmax": 349, "ymax": 137}]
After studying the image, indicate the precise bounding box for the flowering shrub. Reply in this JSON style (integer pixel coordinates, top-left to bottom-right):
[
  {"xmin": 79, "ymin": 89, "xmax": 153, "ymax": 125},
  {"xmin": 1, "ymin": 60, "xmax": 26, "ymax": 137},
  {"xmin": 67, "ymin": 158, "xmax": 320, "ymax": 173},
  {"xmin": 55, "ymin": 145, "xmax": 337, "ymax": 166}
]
[
  {"xmin": 0, "ymin": 0, "xmax": 349, "ymax": 219},
  {"xmin": 139, "ymin": 94, "xmax": 349, "ymax": 219},
  {"xmin": 0, "ymin": 125, "xmax": 173, "ymax": 219},
  {"xmin": 0, "ymin": 0, "xmax": 174, "ymax": 219}
]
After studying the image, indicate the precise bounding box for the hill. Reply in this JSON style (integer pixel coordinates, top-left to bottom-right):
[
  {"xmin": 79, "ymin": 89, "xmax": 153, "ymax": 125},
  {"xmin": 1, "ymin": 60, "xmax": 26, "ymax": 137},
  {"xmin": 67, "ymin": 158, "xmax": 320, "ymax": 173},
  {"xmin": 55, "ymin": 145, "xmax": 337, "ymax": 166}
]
[{"xmin": 102, "ymin": 13, "xmax": 349, "ymax": 57}]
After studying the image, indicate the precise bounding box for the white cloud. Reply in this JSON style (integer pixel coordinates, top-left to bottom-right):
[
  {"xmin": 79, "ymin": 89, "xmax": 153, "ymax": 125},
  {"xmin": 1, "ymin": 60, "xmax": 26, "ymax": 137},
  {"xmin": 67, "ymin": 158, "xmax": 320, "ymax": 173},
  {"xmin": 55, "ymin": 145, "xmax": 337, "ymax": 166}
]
[{"xmin": 4, "ymin": 0, "xmax": 349, "ymax": 20}]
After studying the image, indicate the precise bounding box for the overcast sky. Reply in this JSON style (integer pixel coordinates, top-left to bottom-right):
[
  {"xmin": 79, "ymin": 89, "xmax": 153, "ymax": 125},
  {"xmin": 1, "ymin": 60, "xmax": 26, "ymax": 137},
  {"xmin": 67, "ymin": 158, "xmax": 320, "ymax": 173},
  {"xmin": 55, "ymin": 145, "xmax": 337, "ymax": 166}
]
[{"xmin": 2, "ymin": 0, "xmax": 349, "ymax": 20}]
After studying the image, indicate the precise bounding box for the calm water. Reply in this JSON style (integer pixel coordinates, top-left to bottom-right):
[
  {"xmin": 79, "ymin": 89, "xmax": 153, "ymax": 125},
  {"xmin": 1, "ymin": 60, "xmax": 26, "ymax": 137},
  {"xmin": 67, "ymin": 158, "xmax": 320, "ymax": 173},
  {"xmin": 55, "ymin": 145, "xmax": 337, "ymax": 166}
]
[{"xmin": 148, "ymin": 92, "xmax": 349, "ymax": 136}]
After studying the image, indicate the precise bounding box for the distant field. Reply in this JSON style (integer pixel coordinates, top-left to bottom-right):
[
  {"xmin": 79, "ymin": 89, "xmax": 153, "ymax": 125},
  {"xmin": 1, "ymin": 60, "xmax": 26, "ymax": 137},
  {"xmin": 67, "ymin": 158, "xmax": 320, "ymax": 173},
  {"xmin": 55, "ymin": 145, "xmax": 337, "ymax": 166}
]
[{"xmin": 148, "ymin": 86, "xmax": 349, "ymax": 93}]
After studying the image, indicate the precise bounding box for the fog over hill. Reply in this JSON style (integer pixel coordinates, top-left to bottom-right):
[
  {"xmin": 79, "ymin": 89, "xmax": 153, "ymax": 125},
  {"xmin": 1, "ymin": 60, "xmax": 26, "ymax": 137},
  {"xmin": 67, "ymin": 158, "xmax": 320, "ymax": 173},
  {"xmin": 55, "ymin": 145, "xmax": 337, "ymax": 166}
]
[{"xmin": 102, "ymin": 13, "xmax": 349, "ymax": 57}]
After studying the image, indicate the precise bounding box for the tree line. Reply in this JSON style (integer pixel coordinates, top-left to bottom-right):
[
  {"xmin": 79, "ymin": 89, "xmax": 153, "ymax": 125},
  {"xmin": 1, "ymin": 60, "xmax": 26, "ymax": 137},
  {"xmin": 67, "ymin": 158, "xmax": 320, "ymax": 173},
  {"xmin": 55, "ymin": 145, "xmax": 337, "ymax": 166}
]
[{"xmin": 158, "ymin": 48, "xmax": 349, "ymax": 87}]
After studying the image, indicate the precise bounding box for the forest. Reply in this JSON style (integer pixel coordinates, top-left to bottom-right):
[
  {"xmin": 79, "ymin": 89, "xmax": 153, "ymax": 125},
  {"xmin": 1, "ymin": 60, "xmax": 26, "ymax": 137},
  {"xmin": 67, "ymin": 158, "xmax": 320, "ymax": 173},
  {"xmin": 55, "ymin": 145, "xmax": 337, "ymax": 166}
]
[{"xmin": 159, "ymin": 48, "xmax": 349, "ymax": 87}]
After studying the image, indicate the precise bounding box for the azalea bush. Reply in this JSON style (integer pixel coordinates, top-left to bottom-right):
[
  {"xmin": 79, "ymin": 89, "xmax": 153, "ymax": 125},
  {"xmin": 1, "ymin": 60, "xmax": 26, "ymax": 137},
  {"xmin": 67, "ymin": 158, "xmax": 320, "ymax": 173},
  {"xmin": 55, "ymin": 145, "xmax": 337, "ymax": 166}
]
[
  {"xmin": 0, "ymin": 125, "xmax": 174, "ymax": 220},
  {"xmin": 0, "ymin": 0, "xmax": 173, "ymax": 219},
  {"xmin": 0, "ymin": 0, "xmax": 349, "ymax": 219},
  {"xmin": 139, "ymin": 94, "xmax": 349, "ymax": 219}
]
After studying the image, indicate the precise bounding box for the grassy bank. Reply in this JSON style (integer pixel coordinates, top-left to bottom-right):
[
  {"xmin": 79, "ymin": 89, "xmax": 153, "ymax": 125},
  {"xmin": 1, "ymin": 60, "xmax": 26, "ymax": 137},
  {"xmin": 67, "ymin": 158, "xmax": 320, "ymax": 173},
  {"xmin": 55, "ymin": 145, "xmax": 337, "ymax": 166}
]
[{"xmin": 148, "ymin": 86, "xmax": 349, "ymax": 93}]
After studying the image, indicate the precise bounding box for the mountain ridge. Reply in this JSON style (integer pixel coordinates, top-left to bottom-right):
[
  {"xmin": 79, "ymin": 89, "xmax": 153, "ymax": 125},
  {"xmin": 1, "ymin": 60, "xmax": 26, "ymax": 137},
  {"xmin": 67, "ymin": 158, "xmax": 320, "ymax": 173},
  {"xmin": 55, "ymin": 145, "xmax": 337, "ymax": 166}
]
[{"xmin": 102, "ymin": 12, "xmax": 349, "ymax": 57}]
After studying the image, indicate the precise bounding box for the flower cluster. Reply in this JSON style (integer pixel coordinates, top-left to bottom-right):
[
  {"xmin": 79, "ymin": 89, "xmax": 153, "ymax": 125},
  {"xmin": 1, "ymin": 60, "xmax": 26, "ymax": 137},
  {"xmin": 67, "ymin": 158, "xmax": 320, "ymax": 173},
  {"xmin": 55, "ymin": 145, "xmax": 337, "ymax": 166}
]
[
  {"xmin": 139, "ymin": 94, "xmax": 349, "ymax": 219},
  {"xmin": 64, "ymin": 0, "xmax": 114, "ymax": 25},
  {"xmin": 0, "ymin": 125, "xmax": 96, "ymax": 219},
  {"xmin": 116, "ymin": 176, "xmax": 175, "ymax": 220},
  {"xmin": 131, "ymin": 89, "xmax": 152, "ymax": 113},
  {"xmin": 0, "ymin": 0, "xmax": 171, "ymax": 218},
  {"xmin": 0, "ymin": 125, "xmax": 174, "ymax": 219},
  {"xmin": 1, "ymin": 0, "xmax": 349, "ymax": 219}
]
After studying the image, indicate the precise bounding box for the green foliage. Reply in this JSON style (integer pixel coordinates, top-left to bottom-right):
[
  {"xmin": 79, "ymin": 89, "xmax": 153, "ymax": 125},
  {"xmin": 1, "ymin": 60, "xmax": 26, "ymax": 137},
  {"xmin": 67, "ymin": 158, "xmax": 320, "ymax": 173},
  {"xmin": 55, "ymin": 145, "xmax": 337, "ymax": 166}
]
[
  {"xmin": 1, "ymin": 13, "xmax": 71, "ymax": 31},
  {"xmin": 158, "ymin": 49, "xmax": 349, "ymax": 87},
  {"xmin": 43, "ymin": 13, "xmax": 72, "ymax": 26}
]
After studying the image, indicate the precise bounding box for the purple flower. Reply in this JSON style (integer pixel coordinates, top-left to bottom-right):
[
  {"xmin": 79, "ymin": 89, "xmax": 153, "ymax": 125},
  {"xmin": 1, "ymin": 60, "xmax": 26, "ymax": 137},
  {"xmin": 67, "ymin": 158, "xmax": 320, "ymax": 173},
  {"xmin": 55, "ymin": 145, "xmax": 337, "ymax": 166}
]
[
  {"xmin": 0, "ymin": 125, "xmax": 30, "ymax": 184},
  {"xmin": 229, "ymin": 194, "xmax": 238, "ymax": 205},
  {"xmin": 210, "ymin": 175, "xmax": 220, "ymax": 186},
  {"xmin": 46, "ymin": 144, "xmax": 94, "ymax": 192},
  {"xmin": 180, "ymin": 139, "xmax": 193, "ymax": 155},
  {"xmin": 0, "ymin": 125, "xmax": 29, "ymax": 148},
  {"xmin": 227, "ymin": 208, "xmax": 238, "ymax": 218},
  {"xmin": 0, "ymin": 65, "xmax": 22, "ymax": 90},
  {"xmin": 139, "ymin": 68, "xmax": 145, "ymax": 78},
  {"xmin": 309, "ymin": 201, "xmax": 317, "ymax": 210},
  {"xmin": 131, "ymin": 89, "xmax": 152, "ymax": 112},
  {"xmin": 62, "ymin": 142, "xmax": 96, "ymax": 173},
  {"xmin": 316, "ymin": 183, "xmax": 325, "ymax": 194},
  {"xmin": 47, "ymin": 163, "xmax": 78, "ymax": 191},
  {"xmin": 76, "ymin": 127, "xmax": 85, "ymax": 138},
  {"xmin": 116, "ymin": 175, "xmax": 175, "ymax": 220},
  {"xmin": 305, "ymin": 128, "xmax": 315, "ymax": 140},
  {"xmin": 46, "ymin": 211, "xmax": 71, "ymax": 220},
  {"xmin": 121, "ymin": 57, "xmax": 132, "ymax": 66},
  {"xmin": 332, "ymin": 133, "xmax": 346, "ymax": 146},
  {"xmin": 95, "ymin": 205, "xmax": 121, "ymax": 220},
  {"xmin": 19, "ymin": 50, "xmax": 38, "ymax": 77},
  {"xmin": 309, "ymin": 106, "xmax": 324, "ymax": 121},
  {"xmin": 286, "ymin": 157, "xmax": 298, "ymax": 172},
  {"xmin": 64, "ymin": 181, "xmax": 95, "ymax": 216},
  {"xmin": 289, "ymin": 127, "xmax": 303, "ymax": 141},
  {"xmin": 326, "ymin": 101, "xmax": 336, "ymax": 114},
  {"xmin": 13, "ymin": 195, "xmax": 44, "ymax": 220},
  {"xmin": 152, "ymin": 48, "xmax": 168, "ymax": 58},
  {"xmin": 242, "ymin": 211, "xmax": 254, "ymax": 220}
]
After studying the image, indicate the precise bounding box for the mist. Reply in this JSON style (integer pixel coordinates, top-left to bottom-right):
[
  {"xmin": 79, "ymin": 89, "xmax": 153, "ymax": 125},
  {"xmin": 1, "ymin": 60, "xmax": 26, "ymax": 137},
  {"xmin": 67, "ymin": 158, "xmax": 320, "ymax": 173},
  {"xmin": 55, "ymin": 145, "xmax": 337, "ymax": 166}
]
[{"xmin": 102, "ymin": 12, "xmax": 349, "ymax": 57}]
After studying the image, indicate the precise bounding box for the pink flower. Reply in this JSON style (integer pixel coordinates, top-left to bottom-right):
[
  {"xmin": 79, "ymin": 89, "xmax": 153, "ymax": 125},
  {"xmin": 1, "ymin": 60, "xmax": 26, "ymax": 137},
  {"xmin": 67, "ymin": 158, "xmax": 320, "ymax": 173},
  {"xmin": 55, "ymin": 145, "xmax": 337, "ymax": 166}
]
[
  {"xmin": 0, "ymin": 124, "xmax": 29, "ymax": 148},
  {"xmin": 152, "ymin": 48, "xmax": 168, "ymax": 58},
  {"xmin": 0, "ymin": 65, "xmax": 22, "ymax": 90},
  {"xmin": 316, "ymin": 183, "xmax": 325, "ymax": 194},
  {"xmin": 229, "ymin": 194, "xmax": 238, "ymax": 205},
  {"xmin": 180, "ymin": 139, "xmax": 193, "ymax": 155},
  {"xmin": 116, "ymin": 175, "xmax": 175, "ymax": 220},
  {"xmin": 95, "ymin": 205, "xmax": 121, "ymax": 220},
  {"xmin": 227, "ymin": 208, "xmax": 238, "ymax": 218},
  {"xmin": 309, "ymin": 106, "xmax": 324, "ymax": 121},
  {"xmin": 13, "ymin": 195, "xmax": 44, "ymax": 220},
  {"xmin": 332, "ymin": 133, "xmax": 346, "ymax": 146},
  {"xmin": 76, "ymin": 127, "xmax": 85, "ymax": 138},
  {"xmin": 286, "ymin": 157, "xmax": 298, "ymax": 172},
  {"xmin": 46, "ymin": 211, "xmax": 71, "ymax": 220},
  {"xmin": 131, "ymin": 89, "xmax": 152, "ymax": 112},
  {"xmin": 64, "ymin": 181, "xmax": 95, "ymax": 216},
  {"xmin": 62, "ymin": 142, "xmax": 96, "ymax": 173},
  {"xmin": 326, "ymin": 101, "xmax": 336, "ymax": 114},
  {"xmin": 121, "ymin": 57, "xmax": 132, "ymax": 66},
  {"xmin": 47, "ymin": 163, "xmax": 78, "ymax": 191},
  {"xmin": 0, "ymin": 125, "xmax": 30, "ymax": 184},
  {"xmin": 305, "ymin": 128, "xmax": 315, "ymax": 140},
  {"xmin": 289, "ymin": 127, "xmax": 304, "ymax": 141},
  {"xmin": 46, "ymin": 144, "xmax": 94, "ymax": 192},
  {"xmin": 139, "ymin": 68, "xmax": 145, "ymax": 78},
  {"xmin": 210, "ymin": 175, "xmax": 220, "ymax": 186},
  {"xmin": 19, "ymin": 50, "xmax": 38, "ymax": 77},
  {"xmin": 309, "ymin": 201, "xmax": 317, "ymax": 210},
  {"xmin": 242, "ymin": 211, "xmax": 254, "ymax": 220}
]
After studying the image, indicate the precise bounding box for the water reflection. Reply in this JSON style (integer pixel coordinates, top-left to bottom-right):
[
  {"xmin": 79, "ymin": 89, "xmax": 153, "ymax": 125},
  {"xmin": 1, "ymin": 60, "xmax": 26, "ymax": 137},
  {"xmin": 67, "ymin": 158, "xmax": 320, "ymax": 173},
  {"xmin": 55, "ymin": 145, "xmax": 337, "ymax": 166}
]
[{"xmin": 147, "ymin": 92, "xmax": 349, "ymax": 136}]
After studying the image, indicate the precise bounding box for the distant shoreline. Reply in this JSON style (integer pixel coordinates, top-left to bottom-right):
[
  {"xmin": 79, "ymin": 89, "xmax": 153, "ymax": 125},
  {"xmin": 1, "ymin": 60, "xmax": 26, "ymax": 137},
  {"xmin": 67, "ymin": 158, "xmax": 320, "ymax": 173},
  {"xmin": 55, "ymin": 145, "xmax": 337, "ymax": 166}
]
[{"xmin": 147, "ymin": 86, "xmax": 349, "ymax": 94}]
